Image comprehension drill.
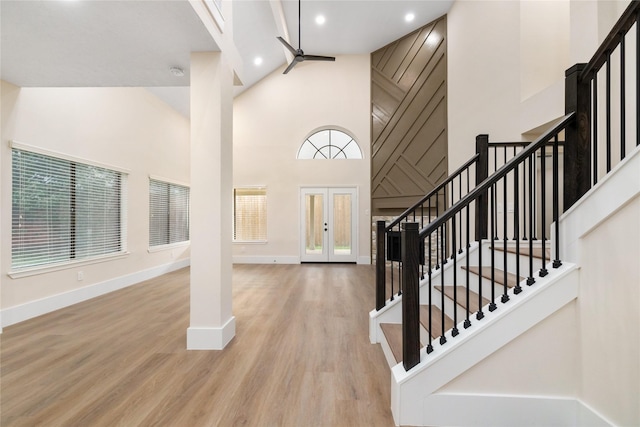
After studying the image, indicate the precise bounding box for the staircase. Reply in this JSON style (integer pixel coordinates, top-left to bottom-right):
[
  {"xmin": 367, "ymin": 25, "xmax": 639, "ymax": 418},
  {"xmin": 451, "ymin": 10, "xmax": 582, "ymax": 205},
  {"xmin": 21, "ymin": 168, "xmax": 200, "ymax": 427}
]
[
  {"xmin": 372, "ymin": 239, "xmax": 577, "ymax": 359},
  {"xmin": 369, "ymin": 3, "xmax": 640, "ymax": 425},
  {"xmin": 370, "ymin": 238, "xmax": 579, "ymax": 426}
]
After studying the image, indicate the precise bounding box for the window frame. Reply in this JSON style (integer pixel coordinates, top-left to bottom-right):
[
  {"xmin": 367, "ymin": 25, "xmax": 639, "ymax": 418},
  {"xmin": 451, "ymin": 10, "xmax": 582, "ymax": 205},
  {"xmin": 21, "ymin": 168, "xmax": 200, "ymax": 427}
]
[
  {"xmin": 9, "ymin": 140, "xmax": 129, "ymax": 278},
  {"xmin": 297, "ymin": 128, "xmax": 363, "ymax": 160},
  {"xmin": 233, "ymin": 186, "xmax": 268, "ymax": 243},
  {"xmin": 148, "ymin": 176, "xmax": 190, "ymax": 251}
]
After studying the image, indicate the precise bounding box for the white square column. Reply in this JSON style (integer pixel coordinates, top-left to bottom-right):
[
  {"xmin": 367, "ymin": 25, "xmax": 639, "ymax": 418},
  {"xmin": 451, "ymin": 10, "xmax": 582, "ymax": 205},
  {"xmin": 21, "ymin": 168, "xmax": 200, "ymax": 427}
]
[{"xmin": 187, "ymin": 52, "xmax": 235, "ymax": 350}]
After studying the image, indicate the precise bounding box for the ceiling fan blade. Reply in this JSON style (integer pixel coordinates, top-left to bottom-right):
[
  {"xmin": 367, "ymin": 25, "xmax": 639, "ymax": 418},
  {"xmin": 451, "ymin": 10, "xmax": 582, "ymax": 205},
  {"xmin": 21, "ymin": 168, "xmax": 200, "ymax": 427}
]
[
  {"xmin": 302, "ymin": 55, "xmax": 336, "ymax": 62},
  {"xmin": 282, "ymin": 60, "xmax": 298, "ymax": 74},
  {"xmin": 277, "ymin": 36, "xmax": 298, "ymax": 57}
]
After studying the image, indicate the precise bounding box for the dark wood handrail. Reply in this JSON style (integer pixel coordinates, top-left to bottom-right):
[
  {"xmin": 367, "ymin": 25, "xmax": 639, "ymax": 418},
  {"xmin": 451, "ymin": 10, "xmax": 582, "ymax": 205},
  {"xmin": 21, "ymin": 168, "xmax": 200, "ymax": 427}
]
[
  {"xmin": 419, "ymin": 113, "xmax": 576, "ymax": 239},
  {"xmin": 580, "ymin": 0, "xmax": 640, "ymax": 79},
  {"xmin": 386, "ymin": 153, "xmax": 480, "ymax": 230}
]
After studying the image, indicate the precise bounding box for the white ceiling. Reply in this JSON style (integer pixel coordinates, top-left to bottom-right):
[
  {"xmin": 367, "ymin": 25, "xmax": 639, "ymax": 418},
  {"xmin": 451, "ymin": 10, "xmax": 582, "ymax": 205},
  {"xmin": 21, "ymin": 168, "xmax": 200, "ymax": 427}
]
[{"xmin": 1, "ymin": 0, "xmax": 453, "ymax": 116}]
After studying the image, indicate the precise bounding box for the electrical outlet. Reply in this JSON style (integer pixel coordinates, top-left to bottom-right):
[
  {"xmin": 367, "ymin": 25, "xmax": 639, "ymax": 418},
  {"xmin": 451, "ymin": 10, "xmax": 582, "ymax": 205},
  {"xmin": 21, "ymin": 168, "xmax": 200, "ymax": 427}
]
[{"xmin": 77, "ymin": 271, "xmax": 84, "ymax": 281}]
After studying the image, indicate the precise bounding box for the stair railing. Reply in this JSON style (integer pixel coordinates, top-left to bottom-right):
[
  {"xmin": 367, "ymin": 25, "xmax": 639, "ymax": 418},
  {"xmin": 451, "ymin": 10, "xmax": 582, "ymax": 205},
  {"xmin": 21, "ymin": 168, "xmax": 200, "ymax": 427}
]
[
  {"xmin": 401, "ymin": 113, "xmax": 574, "ymax": 370},
  {"xmin": 383, "ymin": 0, "xmax": 640, "ymax": 371},
  {"xmin": 375, "ymin": 139, "xmax": 530, "ymax": 311},
  {"xmin": 565, "ymin": 0, "xmax": 640, "ymax": 209}
]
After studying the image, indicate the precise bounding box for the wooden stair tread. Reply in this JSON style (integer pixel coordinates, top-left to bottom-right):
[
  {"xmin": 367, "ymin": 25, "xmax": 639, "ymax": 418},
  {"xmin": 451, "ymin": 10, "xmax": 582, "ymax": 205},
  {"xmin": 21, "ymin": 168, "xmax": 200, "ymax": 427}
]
[
  {"xmin": 380, "ymin": 323, "xmax": 403, "ymax": 363},
  {"xmin": 463, "ymin": 266, "xmax": 521, "ymax": 287},
  {"xmin": 420, "ymin": 305, "xmax": 454, "ymax": 339},
  {"xmin": 494, "ymin": 245, "xmax": 551, "ymax": 260},
  {"xmin": 435, "ymin": 285, "xmax": 488, "ymax": 313}
]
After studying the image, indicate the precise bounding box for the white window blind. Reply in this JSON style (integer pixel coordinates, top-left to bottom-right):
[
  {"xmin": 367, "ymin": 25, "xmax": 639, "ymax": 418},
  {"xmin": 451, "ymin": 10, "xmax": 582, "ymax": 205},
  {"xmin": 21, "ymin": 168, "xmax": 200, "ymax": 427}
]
[
  {"xmin": 149, "ymin": 179, "xmax": 190, "ymax": 247},
  {"xmin": 233, "ymin": 187, "xmax": 267, "ymax": 241},
  {"xmin": 11, "ymin": 147, "xmax": 126, "ymax": 270}
]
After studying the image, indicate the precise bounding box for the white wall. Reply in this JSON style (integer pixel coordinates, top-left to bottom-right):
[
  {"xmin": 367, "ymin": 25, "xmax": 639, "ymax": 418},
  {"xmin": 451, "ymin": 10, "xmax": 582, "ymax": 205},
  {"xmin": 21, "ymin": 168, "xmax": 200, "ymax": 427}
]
[
  {"xmin": 447, "ymin": 0, "xmax": 524, "ymax": 174},
  {"xmin": 1, "ymin": 80, "xmax": 190, "ymax": 324},
  {"xmin": 444, "ymin": 2, "xmax": 638, "ymax": 424},
  {"xmin": 578, "ymin": 195, "xmax": 640, "ymax": 426},
  {"xmin": 233, "ymin": 54, "xmax": 371, "ymax": 264}
]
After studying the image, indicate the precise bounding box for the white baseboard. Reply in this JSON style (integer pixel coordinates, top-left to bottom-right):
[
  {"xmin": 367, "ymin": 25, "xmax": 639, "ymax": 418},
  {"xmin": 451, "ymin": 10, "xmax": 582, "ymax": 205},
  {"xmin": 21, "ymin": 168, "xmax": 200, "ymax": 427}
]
[
  {"xmin": 1, "ymin": 258, "xmax": 190, "ymax": 328},
  {"xmin": 232, "ymin": 255, "xmax": 370, "ymax": 265},
  {"xmin": 232, "ymin": 255, "xmax": 300, "ymax": 264},
  {"xmin": 187, "ymin": 316, "xmax": 236, "ymax": 350},
  {"xmin": 357, "ymin": 256, "xmax": 371, "ymax": 265},
  {"xmin": 421, "ymin": 393, "xmax": 613, "ymax": 427}
]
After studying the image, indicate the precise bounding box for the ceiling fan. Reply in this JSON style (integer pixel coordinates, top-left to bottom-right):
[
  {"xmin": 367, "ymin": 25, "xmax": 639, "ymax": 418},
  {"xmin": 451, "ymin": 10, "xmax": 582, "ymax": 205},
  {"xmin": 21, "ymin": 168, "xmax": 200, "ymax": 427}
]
[{"xmin": 277, "ymin": 0, "xmax": 335, "ymax": 74}]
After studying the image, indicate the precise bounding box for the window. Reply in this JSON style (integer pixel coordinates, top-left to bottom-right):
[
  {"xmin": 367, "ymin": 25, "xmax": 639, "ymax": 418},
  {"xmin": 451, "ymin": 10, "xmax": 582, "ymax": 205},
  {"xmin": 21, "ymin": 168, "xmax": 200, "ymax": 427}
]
[
  {"xmin": 11, "ymin": 144, "xmax": 127, "ymax": 270},
  {"xmin": 233, "ymin": 187, "xmax": 267, "ymax": 242},
  {"xmin": 297, "ymin": 129, "xmax": 363, "ymax": 159},
  {"xmin": 149, "ymin": 179, "xmax": 190, "ymax": 248}
]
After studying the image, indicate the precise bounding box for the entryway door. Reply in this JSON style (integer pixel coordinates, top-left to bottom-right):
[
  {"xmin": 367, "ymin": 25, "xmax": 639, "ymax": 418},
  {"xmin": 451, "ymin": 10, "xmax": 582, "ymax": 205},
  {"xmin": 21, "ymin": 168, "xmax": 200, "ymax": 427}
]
[{"xmin": 300, "ymin": 187, "xmax": 357, "ymax": 263}]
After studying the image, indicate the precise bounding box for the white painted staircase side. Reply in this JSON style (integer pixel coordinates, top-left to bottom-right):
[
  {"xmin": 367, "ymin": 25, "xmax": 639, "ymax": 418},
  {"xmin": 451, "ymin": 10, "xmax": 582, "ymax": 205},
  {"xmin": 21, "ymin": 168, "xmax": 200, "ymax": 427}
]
[{"xmin": 389, "ymin": 260, "xmax": 580, "ymax": 426}]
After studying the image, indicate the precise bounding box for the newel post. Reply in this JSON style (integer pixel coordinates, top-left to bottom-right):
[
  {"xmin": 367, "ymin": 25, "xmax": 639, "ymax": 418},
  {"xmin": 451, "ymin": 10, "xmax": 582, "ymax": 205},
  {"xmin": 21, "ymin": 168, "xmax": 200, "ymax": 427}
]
[
  {"xmin": 564, "ymin": 63, "xmax": 591, "ymax": 211},
  {"xmin": 475, "ymin": 134, "xmax": 489, "ymax": 241},
  {"xmin": 401, "ymin": 222, "xmax": 420, "ymax": 371},
  {"xmin": 375, "ymin": 220, "xmax": 386, "ymax": 311}
]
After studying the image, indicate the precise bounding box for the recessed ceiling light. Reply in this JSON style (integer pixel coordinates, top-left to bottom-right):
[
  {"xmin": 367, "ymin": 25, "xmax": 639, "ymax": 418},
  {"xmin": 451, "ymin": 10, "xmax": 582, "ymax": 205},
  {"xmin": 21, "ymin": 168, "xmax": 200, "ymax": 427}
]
[
  {"xmin": 254, "ymin": 57, "xmax": 263, "ymax": 66},
  {"xmin": 315, "ymin": 15, "xmax": 326, "ymax": 25},
  {"xmin": 169, "ymin": 67, "xmax": 185, "ymax": 77},
  {"xmin": 405, "ymin": 13, "xmax": 415, "ymax": 23}
]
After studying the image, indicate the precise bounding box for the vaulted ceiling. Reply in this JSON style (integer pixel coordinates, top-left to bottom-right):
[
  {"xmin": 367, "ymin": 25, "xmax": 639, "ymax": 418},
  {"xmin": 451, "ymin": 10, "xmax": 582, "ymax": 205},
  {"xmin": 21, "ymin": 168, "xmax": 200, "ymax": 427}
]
[{"xmin": 1, "ymin": 0, "xmax": 453, "ymax": 115}]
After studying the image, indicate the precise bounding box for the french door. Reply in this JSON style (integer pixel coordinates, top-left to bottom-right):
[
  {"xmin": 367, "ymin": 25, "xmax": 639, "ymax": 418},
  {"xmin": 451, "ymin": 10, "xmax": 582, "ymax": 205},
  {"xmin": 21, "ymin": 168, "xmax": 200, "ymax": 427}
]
[{"xmin": 300, "ymin": 187, "xmax": 357, "ymax": 263}]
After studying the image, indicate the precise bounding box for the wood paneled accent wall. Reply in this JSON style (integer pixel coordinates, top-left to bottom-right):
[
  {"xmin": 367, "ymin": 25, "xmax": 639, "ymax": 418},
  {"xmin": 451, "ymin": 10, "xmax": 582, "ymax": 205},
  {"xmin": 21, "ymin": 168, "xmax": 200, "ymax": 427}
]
[{"xmin": 371, "ymin": 16, "xmax": 448, "ymax": 214}]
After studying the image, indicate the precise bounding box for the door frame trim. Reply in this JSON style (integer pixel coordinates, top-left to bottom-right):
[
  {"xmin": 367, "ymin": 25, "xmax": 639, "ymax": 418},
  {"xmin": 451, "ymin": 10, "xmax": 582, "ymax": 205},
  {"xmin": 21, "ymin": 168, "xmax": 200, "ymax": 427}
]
[{"xmin": 299, "ymin": 186, "xmax": 358, "ymax": 263}]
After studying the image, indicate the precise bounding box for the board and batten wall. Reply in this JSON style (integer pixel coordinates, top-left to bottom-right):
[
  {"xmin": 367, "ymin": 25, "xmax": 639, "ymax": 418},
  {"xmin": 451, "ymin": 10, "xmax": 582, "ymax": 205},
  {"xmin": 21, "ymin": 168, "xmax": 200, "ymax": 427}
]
[
  {"xmin": 0, "ymin": 81, "xmax": 191, "ymax": 327},
  {"xmin": 232, "ymin": 54, "xmax": 371, "ymax": 264},
  {"xmin": 371, "ymin": 15, "xmax": 448, "ymax": 215}
]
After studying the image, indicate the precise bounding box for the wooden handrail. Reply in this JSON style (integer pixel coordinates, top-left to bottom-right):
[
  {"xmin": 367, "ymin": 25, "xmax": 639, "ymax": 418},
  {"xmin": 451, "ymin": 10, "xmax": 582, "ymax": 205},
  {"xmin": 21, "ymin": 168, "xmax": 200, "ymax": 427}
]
[{"xmin": 580, "ymin": 0, "xmax": 640, "ymax": 79}]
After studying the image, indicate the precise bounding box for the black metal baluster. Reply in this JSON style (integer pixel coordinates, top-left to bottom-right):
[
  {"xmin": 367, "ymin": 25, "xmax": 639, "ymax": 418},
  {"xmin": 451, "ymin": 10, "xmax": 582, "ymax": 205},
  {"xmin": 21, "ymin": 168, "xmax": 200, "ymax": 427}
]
[
  {"xmin": 427, "ymin": 230, "xmax": 434, "ymax": 354},
  {"xmin": 450, "ymin": 181, "xmax": 456, "ymax": 260},
  {"xmin": 489, "ymin": 184, "xmax": 497, "ymax": 312},
  {"xmin": 593, "ymin": 75, "xmax": 599, "ymax": 185},
  {"xmin": 458, "ymin": 175, "xmax": 463, "ymax": 254},
  {"xmin": 477, "ymin": 198, "xmax": 485, "ymax": 321},
  {"xmin": 527, "ymin": 154, "xmax": 535, "ymax": 286},
  {"xmin": 621, "ymin": 34, "xmax": 626, "ymax": 160},
  {"xmin": 606, "ymin": 51, "xmax": 612, "ymax": 173},
  {"xmin": 440, "ymin": 224, "xmax": 447, "ymax": 345},
  {"xmin": 503, "ymin": 146, "xmax": 508, "ymax": 240},
  {"xmin": 553, "ymin": 135, "xmax": 562, "ymax": 269},
  {"xmin": 464, "ymin": 206, "xmax": 472, "ymax": 329},
  {"xmin": 390, "ymin": 226, "xmax": 395, "ymax": 301},
  {"xmin": 491, "ymin": 147, "xmax": 498, "ymax": 240},
  {"xmin": 513, "ymin": 147, "xmax": 518, "ymax": 240},
  {"xmin": 532, "ymin": 152, "xmax": 537, "ymax": 241},
  {"xmin": 637, "ymin": 10, "xmax": 640, "ymax": 148},
  {"xmin": 443, "ymin": 186, "xmax": 448, "ymax": 265},
  {"xmin": 514, "ymin": 165, "xmax": 522, "ymax": 295},
  {"xmin": 421, "ymin": 204, "xmax": 425, "ymax": 279},
  {"xmin": 502, "ymin": 174, "xmax": 510, "ymax": 304},
  {"xmin": 435, "ymin": 192, "xmax": 440, "ymax": 269},
  {"xmin": 522, "ymin": 158, "xmax": 528, "ymax": 240},
  {"xmin": 452, "ymin": 216, "xmax": 459, "ymax": 337},
  {"xmin": 540, "ymin": 145, "xmax": 548, "ymax": 278}
]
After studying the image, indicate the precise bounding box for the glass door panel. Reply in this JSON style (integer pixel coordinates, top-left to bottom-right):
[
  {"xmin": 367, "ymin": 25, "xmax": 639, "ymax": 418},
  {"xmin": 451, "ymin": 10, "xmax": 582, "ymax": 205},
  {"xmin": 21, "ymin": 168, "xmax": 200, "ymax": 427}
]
[
  {"xmin": 305, "ymin": 193, "xmax": 325, "ymax": 256},
  {"xmin": 332, "ymin": 193, "xmax": 352, "ymax": 256}
]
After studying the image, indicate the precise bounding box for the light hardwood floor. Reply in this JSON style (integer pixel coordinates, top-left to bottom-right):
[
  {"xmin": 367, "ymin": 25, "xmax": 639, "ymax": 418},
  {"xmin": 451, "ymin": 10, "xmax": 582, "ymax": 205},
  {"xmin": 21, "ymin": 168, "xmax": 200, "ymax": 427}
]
[{"xmin": 0, "ymin": 264, "xmax": 395, "ymax": 426}]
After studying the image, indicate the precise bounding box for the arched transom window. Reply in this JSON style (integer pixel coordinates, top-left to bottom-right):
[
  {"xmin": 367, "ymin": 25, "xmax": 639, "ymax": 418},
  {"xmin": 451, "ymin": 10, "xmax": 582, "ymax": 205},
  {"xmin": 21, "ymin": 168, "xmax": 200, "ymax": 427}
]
[{"xmin": 297, "ymin": 129, "xmax": 362, "ymax": 159}]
